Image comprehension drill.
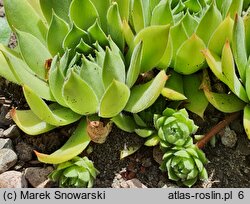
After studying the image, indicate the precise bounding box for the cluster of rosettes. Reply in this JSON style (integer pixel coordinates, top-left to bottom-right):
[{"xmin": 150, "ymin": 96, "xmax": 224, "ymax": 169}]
[
  {"xmin": 154, "ymin": 108, "xmax": 208, "ymax": 187},
  {"xmin": 49, "ymin": 156, "xmax": 99, "ymax": 188}
]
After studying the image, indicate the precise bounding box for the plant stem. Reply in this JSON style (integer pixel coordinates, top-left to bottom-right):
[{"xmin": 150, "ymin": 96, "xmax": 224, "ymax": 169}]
[{"xmin": 196, "ymin": 112, "xmax": 240, "ymax": 149}]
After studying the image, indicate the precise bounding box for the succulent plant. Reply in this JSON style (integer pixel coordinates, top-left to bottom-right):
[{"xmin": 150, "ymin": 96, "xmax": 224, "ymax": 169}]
[
  {"xmin": 49, "ymin": 156, "xmax": 99, "ymax": 188},
  {"xmin": 202, "ymin": 12, "xmax": 250, "ymax": 139},
  {"xmin": 155, "ymin": 108, "xmax": 198, "ymax": 149},
  {"xmin": 161, "ymin": 145, "xmax": 208, "ymax": 187},
  {"xmin": 0, "ymin": 0, "xmax": 169, "ymax": 164}
]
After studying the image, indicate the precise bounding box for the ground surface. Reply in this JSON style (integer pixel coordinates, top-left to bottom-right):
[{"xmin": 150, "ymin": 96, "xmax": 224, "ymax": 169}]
[{"xmin": 0, "ymin": 1, "xmax": 250, "ymax": 188}]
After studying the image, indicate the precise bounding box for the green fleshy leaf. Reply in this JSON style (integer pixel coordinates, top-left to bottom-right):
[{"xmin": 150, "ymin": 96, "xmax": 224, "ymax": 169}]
[
  {"xmin": 131, "ymin": 0, "xmax": 145, "ymax": 33},
  {"xmin": 70, "ymin": 0, "xmax": 99, "ymax": 31},
  {"xmin": 5, "ymin": 0, "xmax": 47, "ymax": 44},
  {"xmin": 221, "ymin": 41, "xmax": 248, "ymax": 102},
  {"xmin": 114, "ymin": 0, "xmax": 130, "ymax": 21},
  {"xmin": 183, "ymin": 74, "xmax": 209, "ymax": 118},
  {"xmin": 80, "ymin": 56, "xmax": 105, "ymax": 100},
  {"xmin": 174, "ymin": 34, "xmax": 206, "ymax": 75},
  {"xmin": 227, "ymin": 0, "xmax": 243, "ymax": 19},
  {"xmin": 174, "ymin": 150, "xmax": 191, "ymax": 158},
  {"xmin": 23, "ymin": 85, "xmax": 81, "ymax": 126},
  {"xmin": 87, "ymin": 20, "xmax": 108, "ymax": 47},
  {"xmin": 135, "ymin": 129, "xmax": 154, "ymax": 138},
  {"xmin": 244, "ymin": 15, "xmax": 250, "ymax": 57},
  {"xmin": 199, "ymin": 167, "xmax": 208, "ymax": 180},
  {"xmin": 10, "ymin": 109, "xmax": 56, "ymax": 135},
  {"xmin": 111, "ymin": 113, "xmax": 136, "ymax": 133},
  {"xmin": 151, "ymin": 0, "xmax": 173, "ymax": 25},
  {"xmin": 134, "ymin": 25, "xmax": 170, "ymax": 72},
  {"xmin": 121, "ymin": 20, "xmax": 135, "ymax": 49},
  {"xmin": 208, "ymin": 16, "xmax": 234, "ymax": 56},
  {"xmin": 126, "ymin": 42, "xmax": 143, "ymax": 88},
  {"xmin": 63, "ymin": 24, "xmax": 89, "ymax": 50},
  {"xmin": 89, "ymin": 0, "xmax": 110, "ymax": 33},
  {"xmin": 232, "ymin": 14, "xmax": 247, "ymax": 83},
  {"xmin": 49, "ymin": 56, "xmax": 67, "ymax": 107},
  {"xmin": 16, "ymin": 29, "xmax": 51, "ymax": 80},
  {"xmin": 125, "ymin": 71, "xmax": 167, "ymax": 113},
  {"xmin": 182, "ymin": 11, "xmax": 198, "ymax": 37},
  {"xmin": 0, "ymin": 51, "xmax": 18, "ymax": 84},
  {"xmin": 243, "ymin": 105, "xmax": 250, "ymax": 139},
  {"xmin": 182, "ymin": 177, "xmax": 197, "ymax": 187},
  {"xmin": 39, "ymin": 0, "xmax": 71, "ymax": 24},
  {"xmin": 75, "ymin": 39, "xmax": 93, "ymax": 55},
  {"xmin": 102, "ymin": 48, "xmax": 125, "ymax": 88},
  {"xmin": 107, "ymin": 2, "xmax": 124, "ymax": 50},
  {"xmin": 196, "ymin": 3, "xmax": 222, "ymax": 45},
  {"xmin": 35, "ymin": 118, "xmax": 91, "ymax": 164},
  {"xmin": 144, "ymin": 134, "xmax": 160, "ymax": 146},
  {"xmin": 47, "ymin": 12, "xmax": 69, "ymax": 56},
  {"xmin": 133, "ymin": 113, "xmax": 147, "ymax": 127},
  {"xmin": 0, "ymin": 18, "xmax": 11, "ymax": 46},
  {"xmin": 0, "ymin": 46, "xmax": 54, "ymax": 101},
  {"xmin": 99, "ymin": 80, "xmax": 130, "ymax": 118},
  {"xmin": 63, "ymin": 69, "xmax": 99, "ymax": 115}
]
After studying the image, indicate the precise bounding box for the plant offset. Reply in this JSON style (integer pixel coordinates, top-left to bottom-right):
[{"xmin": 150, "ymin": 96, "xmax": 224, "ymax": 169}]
[{"xmin": 0, "ymin": 0, "xmax": 250, "ymax": 187}]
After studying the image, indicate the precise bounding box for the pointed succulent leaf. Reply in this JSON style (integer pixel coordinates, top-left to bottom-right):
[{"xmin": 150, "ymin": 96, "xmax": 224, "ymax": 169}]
[
  {"xmin": 157, "ymin": 35, "xmax": 173, "ymax": 69},
  {"xmin": 87, "ymin": 20, "xmax": 108, "ymax": 47},
  {"xmin": 134, "ymin": 25, "xmax": 170, "ymax": 72},
  {"xmin": 182, "ymin": 11, "xmax": 199, "ymax": 37},
  {"xmin": 114, "ymin": 0, "xmax": 130, "ymax": 21},
  {"xmin": 107, "ymin": 2, "xmax": 124, "ymax": 50},
  {"xmin": 144, "ymin": 134, "xmax": 160, "ymax": 146},
  {"xmin": 47, "ymin": 12, "xmax": 69, "ymax": 56},
  {"xmin": 0, "ymin": 18, "xmax": 11, "ymax": 46},
  {"xmin": 227, "ymin": 0, "xmax": 243, "ymax": 19},
  {"xmin": 232, "ymin": 14, "xmax": 247, "ymax": 83},
  {"xmin": 0, "ymin": 51, "xmax": 18, "ymax": 84},
  {"xmin": 135, "ymin": 129, "xmax": 154, "ymax": 138},
  {"xmin": 102, "ymin": 48, "xmax": 126, "ymax": 88},
  {"xmin": 221, "ymin": 41, "xmax": 248, "ymax": 102},
  {"xmin": 151, "ymin": 0, "xmax": 173, "ymax": 26},
  {"xmin": 4, "ymin": 0, "xmax": 47, "ymax": 44},
  {"xmin": 35, "ymin": 119, "xmax": 91, "ymax": 164},
  {"xmin": 99, "ymin": 80, "xmax": 130, "ymax": 118},
  {"xmin": 63, "ymin": 24, "xmax": 89, "ymax": 50},
  {"xmin": 80, "ymin": 57, "xmax": 105, "ymax": 100},
  {"xmin": 16, "ymin": 29, "xmax": 51, "ymax": 80},
  {"xmin": 246, "ymin": 59, "xmax": 250, "ymax": 100},
  {"xmin": 89, "ymin": 0, "xmax": 110, "ymax": 33},
  {"xmin": 111, "ymin": 113, "xmax": 136, "ymax": 133},
  {"xmin": 183, "ymin": 74, "xmax": 209, "ymax": 118},
  {"xmin": 23, "ymin": 85, "xmax": 81, "ymax": 126},
  {"xmin": 196, "ymin": 3, "xmax": 222, "ymax": 45},
  {"xmin": 120, "ymin": 144, "xmax": 141, "ymax": 159},
  {"xmin": 10, "ymin": 109, "xmax": 56, "ymax": 135},
  {"xmin": 243, "ymin": 105, "xmax": 250, "ymax": 139},
  {"xmin": 208, "ymin": 16, "xmax": 234, "ymax": 55},
  {"xmin": 0, "ymin": 46, "xmax": 54, "ymax": 101},
  {"xmin": 133, "ymin": 113, "xmax": 147, "ymax": 127},
  {"xmin": 204, "ymin": 90, "xmax": 245, "ymax": 113},
  {"xmin": 121, "ymin": 20, "xmax": 135, "ymax": 49},
  {"xmin": 70, "ymin": 0, "xmax": 99, "ymax": 31},
  {"xmin": 125, "ymin": 71, "xmax": 168, "ymax": 113},
  {"xmin": 63, "ymin": 69, "xmax": 99, "ymax": 115},
  {"xmin": 131, "ymin": 0, "xmax": 145, "ymax": 33},
  {"xmin": 244, "ymin": 15, "xmax": 250, "ymax": 56},
  {"xmin": 170, "ymin": 23, "xmax": 188, "ymax": 66},
  {"xmin": 126, "ymin": 42, "xmax": 143, "ymax": 88},
  {"xmin": 49, "ymin": 56, "xmax": 68, "ymax": 107},
  {"xmin": 161, "ymin": 70, "xmax": 186, "ymax": 100},
  {"xmin": 174, "ymin": 34, "xmax": 206, "ymax": 74},
  {"xmin": 39, "ymin": 0, "xmax": 71, "ymax": 24},
  {"xmin": 75, "ymin": 39, "xmax": 93, "ymax": 55}
]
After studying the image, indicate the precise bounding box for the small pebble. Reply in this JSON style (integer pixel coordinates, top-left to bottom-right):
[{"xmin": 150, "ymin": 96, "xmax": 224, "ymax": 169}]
[
  {"xmin": 0, "ymin": 148, "xmax": 17, "ymax": 173},
  {"xmin": 126, "ymin": 178, "xmax": 147, "ymax": 188},
  {"xmin": 0, "ymin": 171, "xmax": 27, "ymax": 188},
  {"xmin": 0, "ymin": 138, "xmax": 13, "ymax": 150},
  {"xmin": 24, "ymin": 167, "xmax": 54, "ymax": 188},
  {"xmin": 220, "ymin": 126, "xmax": 237, "ymax": 148},
  {"xmin": 15, "ymin": 142, "xmax": 33, "ymax": 162},
  {"xmin": 3, "ymin": 125, "xmax": 20, "ymax": 138}
]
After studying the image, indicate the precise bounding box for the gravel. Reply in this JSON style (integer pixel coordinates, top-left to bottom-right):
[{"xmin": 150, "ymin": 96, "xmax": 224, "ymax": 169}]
[
  {"xmin": 0, "ymin": 148, "xmax": 17, "ymax": 173},
  {"xmin": 0, "ymin": 171, "xmax": 27, "ymax": 188}
]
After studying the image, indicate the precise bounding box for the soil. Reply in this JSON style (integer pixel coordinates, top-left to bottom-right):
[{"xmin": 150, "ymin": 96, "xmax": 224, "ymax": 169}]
[{"xmin": 0, "ymin": 1, "xmax": 250, "ymax": 188}]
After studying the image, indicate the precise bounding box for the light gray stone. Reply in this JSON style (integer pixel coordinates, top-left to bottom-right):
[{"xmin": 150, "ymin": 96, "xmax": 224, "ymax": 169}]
[
  {"xmin": 0, "ymin": 138, "xmax": 13, "ymax": 150},
  {"xmin": 24, "ymin": 167, "xmax": 54, "ymax": 188},
  {"xmin": 3, "ymin": 125, "xmax": 20, "ymax": 138},
  {"xmin": 220, "ymin": 126, "xmax": 237, "ymax": 148},
  {"xmin": 0, "ymin": 171, "xmax": 27, "ymax": 188},
  {"xmin": 0, "ymin": 148, "xmax": 17, "ymax": 173},
  {"xmin": 125, "ymin": 179, "xmax": 147, "ymax": 188}
]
